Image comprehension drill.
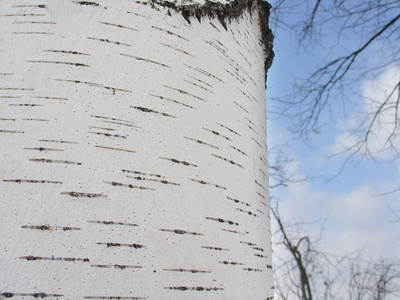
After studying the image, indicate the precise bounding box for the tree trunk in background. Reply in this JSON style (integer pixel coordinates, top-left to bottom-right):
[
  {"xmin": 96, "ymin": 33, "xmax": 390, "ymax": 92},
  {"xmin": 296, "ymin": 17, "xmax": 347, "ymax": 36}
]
[{"xmin": 0, "ymin": 0, "xmax": 273, "ymax": 299}]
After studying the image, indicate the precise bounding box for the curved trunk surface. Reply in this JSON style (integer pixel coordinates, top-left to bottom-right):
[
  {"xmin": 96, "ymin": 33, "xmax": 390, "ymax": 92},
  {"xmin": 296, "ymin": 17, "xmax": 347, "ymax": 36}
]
[{"xmin": 0, "ymin": 0, "xmax": 274, "ymax": 299}]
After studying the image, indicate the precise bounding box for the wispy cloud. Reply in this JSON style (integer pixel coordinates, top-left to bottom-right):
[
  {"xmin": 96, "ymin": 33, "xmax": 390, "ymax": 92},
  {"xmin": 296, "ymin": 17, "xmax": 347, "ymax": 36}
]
[{"xmin": 330, "ymin": 64, "xmax": 400, "ymax": 161}]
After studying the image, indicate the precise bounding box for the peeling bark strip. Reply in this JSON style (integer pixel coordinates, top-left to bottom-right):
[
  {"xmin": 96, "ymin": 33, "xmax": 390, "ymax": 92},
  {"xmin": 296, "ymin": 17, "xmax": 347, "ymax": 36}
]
[{"xmin": 1, "ymin": 292, "xmax": 64, "ymax": 298}]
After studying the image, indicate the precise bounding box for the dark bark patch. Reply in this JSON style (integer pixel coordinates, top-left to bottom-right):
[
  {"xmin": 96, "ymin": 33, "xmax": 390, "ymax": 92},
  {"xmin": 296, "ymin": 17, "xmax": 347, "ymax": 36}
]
[{"xmin": 151, "ymin": 0, "xmax": 274, "ymax": 73}]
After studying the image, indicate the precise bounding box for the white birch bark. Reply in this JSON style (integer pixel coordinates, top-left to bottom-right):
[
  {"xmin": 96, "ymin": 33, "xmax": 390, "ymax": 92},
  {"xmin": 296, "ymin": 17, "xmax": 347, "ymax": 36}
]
[{"xmin": 0, "ymin": 0, "xmax": 274, "ymax": 299}]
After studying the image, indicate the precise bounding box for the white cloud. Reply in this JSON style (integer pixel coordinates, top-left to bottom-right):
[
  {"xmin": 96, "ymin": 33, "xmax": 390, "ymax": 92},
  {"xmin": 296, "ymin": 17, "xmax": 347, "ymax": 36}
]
[
  {"xmin": 330, "ymin": 64, "xmax": 400, "ymax": 160},
  {"xmin": 273, "ymin": 180, "xmax": 400, "ymax": 260},
  {"xmin": 328, "ymin": 185, "xmax": 384, "ymax": 229}
]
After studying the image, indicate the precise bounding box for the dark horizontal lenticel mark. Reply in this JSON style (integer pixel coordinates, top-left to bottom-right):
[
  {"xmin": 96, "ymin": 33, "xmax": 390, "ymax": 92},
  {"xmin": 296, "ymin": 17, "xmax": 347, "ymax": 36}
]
[
  {"xmin": 120, "ymin": 53, "xmax": 170, "ymax": 68},
  {"xmin": 164, "ymin": 286, "xmax": 223, "ymax": 291},
  {"xmin": 163, "ymin": 268, "xmax": 211, "ymax": 273},
  {"xmin": 105, "ymin": 181, "xmax": 155, "ymax": 190},
  {"xmin": 1, "ymin": 292, "xmax": 63, "ymax": 298},
  {"xmin": 3, "ymin": 179, "xmax": 62, "ymax": 184},
  {"xmin": 91, "ymin": 264, "xmax": 142, "ymax": 269},
  {"xmin": 131, "ymin": 106, "xmax": 175, "ymax": 118},
  {"xmin": 20, "ymin": 255, "xmax": 89, "ymax": 262},
  {"xmin": 160, "ymin": 157, "xmax": 197, "ymax": 167},
  {"xmin": 159, "ymin": 229, "xmax": 203, "ymax": 235},
  {"xmin": 96, "ymin": 242, "xmax": 145, "ymax": 249},
  {"xmin": 30, "ymin": 158, "xmax": 82, "ymax": 165},
  {"xmin": 219, "ymin": 261, "xmax": 244, "ymax": 265},
  {"xmin": 26, "ymin": 60, "xmax": 89, "ymax": 67},
  {"xmin": 205, "ymin": 217, "xmax": 238, "ymax": 225},
  {"xmin": 61, "ymin": 192, "xmax": 106, "ymax": 198},
  {"xmin": 21, "ymin": 225, "xmax": 81, "ymax": 230},
  {"xmin": 88, "ymin": 220, "xmax": 138, "ymax": 227},
  {"xmin": 87, "ymin": 37, "xmax": 131, "ymax": 47}
]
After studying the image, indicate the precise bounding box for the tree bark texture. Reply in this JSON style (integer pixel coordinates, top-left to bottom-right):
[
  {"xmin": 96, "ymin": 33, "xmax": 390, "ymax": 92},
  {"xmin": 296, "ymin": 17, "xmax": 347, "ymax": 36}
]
[{"xmin": 0, "ymin": 0, "xmax": 274, "ymax": 299}]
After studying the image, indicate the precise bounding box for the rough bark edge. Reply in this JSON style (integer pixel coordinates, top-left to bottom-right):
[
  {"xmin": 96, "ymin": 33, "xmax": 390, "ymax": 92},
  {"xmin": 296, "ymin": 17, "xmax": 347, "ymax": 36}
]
[{"xmin": 148, "ymin": 0, "xmax": 274, "ymax": 76}]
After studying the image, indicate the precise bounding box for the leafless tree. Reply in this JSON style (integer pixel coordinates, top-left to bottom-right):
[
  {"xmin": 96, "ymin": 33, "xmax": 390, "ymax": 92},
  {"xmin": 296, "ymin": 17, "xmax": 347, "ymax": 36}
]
[
  {"xmin": 271, "ymin": 203, "xmax": 400, "ymax": 299},
  {"xmin": 269, "ymin": 0, "xmax": 400, "ymax": 162},
  {"xmin": 268, "ymin": 1, "xmax": 400, "ymax": 298}
]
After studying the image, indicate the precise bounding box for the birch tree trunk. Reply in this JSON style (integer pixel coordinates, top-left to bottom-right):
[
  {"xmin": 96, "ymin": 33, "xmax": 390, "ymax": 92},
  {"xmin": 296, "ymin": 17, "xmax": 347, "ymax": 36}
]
[{"xmin": 0, "ymin": 0, "xmax": 274, "ymax": 299}]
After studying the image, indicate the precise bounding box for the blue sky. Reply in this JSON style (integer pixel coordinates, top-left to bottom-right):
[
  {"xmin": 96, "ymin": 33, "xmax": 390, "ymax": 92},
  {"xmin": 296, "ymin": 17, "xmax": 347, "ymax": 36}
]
[{"xmin": 265, "ymin": 1, "xmax": 400, "ymax": 262}]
